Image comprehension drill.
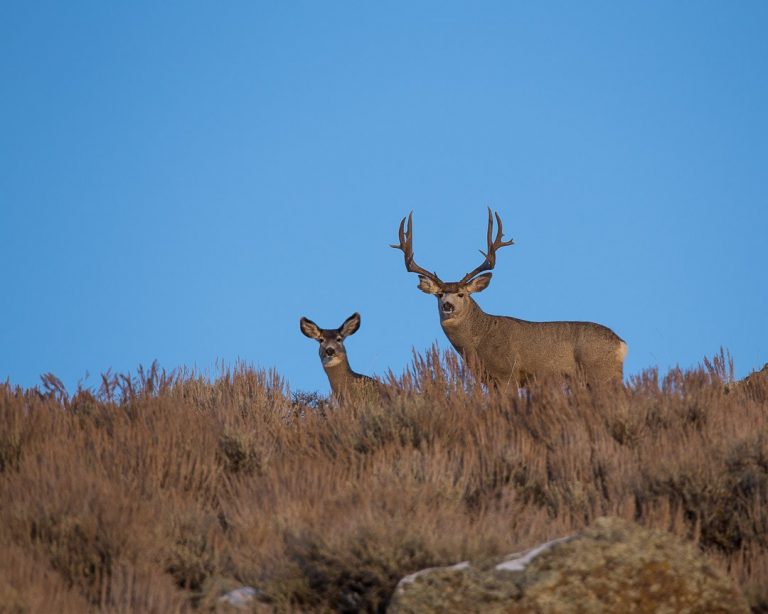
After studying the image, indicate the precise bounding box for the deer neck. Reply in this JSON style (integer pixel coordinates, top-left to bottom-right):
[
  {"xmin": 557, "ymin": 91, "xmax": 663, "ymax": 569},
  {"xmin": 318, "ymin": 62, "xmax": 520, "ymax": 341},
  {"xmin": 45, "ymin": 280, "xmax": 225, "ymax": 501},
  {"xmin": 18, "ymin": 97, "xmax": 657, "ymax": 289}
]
[
  {"xmin": 323, "ymin": 358, "xmax": 358, "ymax": 396},
  {"xmin": 439, "ymin": 298, "xmax": 492, "ymax": 355}
]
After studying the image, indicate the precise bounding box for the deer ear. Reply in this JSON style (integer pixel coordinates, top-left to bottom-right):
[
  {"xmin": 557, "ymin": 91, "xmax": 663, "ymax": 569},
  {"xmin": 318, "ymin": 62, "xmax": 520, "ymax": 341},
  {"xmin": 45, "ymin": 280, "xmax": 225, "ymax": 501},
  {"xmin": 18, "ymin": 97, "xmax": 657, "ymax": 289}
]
[
  {"xmin": 465, "ymin": 273, "xmax": 492, "ymax": 294},
  {"xmin": 300, "ymin": 317, "xmax": 323, "ymax": 340},
  {"xmin": 417, "ymin": 275, "xmax": 441, "ymax": 295},
  {"xmin": 339, "ymin": 312, "xmax": 361, "ymax": 338}
]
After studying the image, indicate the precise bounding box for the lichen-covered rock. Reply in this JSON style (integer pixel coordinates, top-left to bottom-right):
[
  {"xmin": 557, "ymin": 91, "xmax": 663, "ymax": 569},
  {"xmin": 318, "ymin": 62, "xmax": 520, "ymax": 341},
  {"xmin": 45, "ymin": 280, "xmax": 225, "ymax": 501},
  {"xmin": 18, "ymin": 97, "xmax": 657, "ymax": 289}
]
[{"xmin": 388, "ymin": 517, "xmax": 748, "ymax": 613}]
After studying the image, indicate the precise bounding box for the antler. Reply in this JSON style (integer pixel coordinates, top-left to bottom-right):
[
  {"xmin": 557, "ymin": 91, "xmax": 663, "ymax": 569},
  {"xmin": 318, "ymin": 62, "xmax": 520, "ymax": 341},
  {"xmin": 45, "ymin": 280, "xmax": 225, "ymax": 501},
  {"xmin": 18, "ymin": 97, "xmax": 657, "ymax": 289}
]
[
  {"xmin": 457, "ymin": 208, "xmax": 514, "ymax": 284},
  {"xmin": 390, "ymin": 212, "xmax": 443, "ymax": 283}
]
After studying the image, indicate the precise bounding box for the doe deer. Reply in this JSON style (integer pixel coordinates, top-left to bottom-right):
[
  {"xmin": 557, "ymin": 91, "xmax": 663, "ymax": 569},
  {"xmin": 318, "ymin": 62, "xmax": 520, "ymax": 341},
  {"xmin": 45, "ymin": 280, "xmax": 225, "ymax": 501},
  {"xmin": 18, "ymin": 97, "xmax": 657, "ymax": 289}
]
[
  {"xmin": 392, "ymin": 209, "xmax": 627, "ymax": 389},
  {"xmin": 300, "ymin": 312, "xmax": 385, "ymax": 403}
]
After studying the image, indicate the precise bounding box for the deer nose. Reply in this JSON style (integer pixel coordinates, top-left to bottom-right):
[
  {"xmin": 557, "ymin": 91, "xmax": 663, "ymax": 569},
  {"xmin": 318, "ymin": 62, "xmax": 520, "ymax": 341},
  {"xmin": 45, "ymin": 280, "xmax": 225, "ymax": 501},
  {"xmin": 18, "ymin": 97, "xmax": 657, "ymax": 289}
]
[
  {"xmin": 442, "ymin": 302, "xmax": 454, "ymax": 313},
  {"xmin": 325, "ymin": 347, "xmax": 336, "ymax": 357}
]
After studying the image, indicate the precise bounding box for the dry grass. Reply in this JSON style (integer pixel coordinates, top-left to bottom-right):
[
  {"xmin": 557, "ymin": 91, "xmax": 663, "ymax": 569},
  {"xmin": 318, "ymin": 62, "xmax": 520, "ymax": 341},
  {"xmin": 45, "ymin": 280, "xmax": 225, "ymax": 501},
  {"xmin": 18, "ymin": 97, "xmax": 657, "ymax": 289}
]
[{"xmin": 0, "ymin": 350, "xmax": 766, "ymax": 612}]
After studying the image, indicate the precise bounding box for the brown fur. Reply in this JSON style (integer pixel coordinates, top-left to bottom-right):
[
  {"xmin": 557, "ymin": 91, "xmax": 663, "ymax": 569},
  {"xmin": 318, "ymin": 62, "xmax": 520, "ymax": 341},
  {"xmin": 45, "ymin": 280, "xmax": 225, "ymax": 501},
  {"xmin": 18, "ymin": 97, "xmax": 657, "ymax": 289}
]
[{"xmin": 440, "ymin": 297, "xmax": 626, "ymax": 388}]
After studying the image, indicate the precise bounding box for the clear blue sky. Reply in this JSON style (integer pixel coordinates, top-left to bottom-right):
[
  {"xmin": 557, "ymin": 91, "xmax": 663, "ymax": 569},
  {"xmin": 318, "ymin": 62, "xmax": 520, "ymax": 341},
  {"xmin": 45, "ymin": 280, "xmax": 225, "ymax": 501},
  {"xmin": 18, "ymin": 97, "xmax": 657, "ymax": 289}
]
[{"xmin": 2, "ymin": 2, "xmax": 767, "ymax": 394}]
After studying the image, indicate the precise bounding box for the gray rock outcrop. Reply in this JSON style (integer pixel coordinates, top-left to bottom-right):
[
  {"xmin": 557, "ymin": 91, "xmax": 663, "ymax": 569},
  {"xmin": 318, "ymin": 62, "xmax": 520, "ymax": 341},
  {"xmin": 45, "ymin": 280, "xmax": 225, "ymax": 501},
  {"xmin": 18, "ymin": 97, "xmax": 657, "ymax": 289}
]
[{"xmin": 388, "ymin": 517, "xmax": 748, "ymax": 613}]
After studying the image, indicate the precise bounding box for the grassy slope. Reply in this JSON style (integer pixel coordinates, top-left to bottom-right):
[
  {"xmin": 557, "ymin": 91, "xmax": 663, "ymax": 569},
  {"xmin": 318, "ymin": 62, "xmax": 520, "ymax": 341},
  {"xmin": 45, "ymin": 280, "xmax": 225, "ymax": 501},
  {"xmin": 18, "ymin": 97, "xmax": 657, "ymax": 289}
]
[{"xmin": 0, "ymin": 350, "xmax": 766, "ymax": 612}]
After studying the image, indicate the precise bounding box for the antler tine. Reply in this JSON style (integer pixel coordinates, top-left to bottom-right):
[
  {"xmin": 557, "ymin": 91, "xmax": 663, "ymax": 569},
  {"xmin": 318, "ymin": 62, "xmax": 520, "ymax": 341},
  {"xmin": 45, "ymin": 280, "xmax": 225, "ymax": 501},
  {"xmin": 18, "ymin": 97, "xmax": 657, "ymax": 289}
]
[
  {"xmin": 459, "ymin": 208, "xmax": 514, "ymax": 284},
  {"xmin": 485, "ymin": 207, "xmax": 494, "ymax": 257},
  {"xmin": 390, "ymin": 212, "xmax": 442, "ymax": 282},
  {"xmin": 388, "ymin": 212, "xmax": 410, "ymax": 252}
]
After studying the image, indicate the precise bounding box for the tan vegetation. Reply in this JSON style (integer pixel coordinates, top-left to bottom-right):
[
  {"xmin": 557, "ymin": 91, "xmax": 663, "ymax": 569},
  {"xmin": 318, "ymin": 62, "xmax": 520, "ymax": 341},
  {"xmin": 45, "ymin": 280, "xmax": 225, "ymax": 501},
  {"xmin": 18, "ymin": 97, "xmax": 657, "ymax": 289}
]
[{"xmin": 0, "ymin": 351, "xmax": 766, "ymax": 612}]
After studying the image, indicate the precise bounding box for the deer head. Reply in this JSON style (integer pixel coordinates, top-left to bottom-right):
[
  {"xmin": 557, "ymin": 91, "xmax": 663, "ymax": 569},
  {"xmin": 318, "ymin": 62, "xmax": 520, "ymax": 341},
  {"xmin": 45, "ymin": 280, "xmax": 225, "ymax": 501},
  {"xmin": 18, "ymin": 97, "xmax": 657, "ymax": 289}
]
[
  {"xmin": 299, "ymin": 313, "xmax": 361, "ymax": 368},
  {"xmin": 391, "ymin": 208, "xmax": 514, "ymax": 323}
]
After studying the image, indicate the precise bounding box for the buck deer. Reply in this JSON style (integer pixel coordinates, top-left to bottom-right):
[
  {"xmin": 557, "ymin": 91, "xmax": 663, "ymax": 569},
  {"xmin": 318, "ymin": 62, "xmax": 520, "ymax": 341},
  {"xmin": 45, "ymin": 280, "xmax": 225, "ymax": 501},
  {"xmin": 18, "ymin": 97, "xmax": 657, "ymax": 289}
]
[
  {"xmin": 392, "ymin": 209, "xmax": 627, "ymax": 389},
  {"xmin": 300, "ymin": 312, "xmax": 385, "ymax": 403}
]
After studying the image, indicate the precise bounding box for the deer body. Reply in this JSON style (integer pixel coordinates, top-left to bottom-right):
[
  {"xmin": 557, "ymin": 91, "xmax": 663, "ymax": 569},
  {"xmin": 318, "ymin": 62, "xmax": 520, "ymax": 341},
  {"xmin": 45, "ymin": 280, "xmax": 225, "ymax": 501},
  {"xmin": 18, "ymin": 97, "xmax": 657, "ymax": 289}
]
[
  {"xmin": 300, "ymin": 313, "xmax": 385, "ymax": 403},
  {"xmin": 439, "ymin": 298, "xmax": 626, "ymax": 387},
  {"xmin": 393, "ymin": 210, "xmax": 627, "ymax": 388}
]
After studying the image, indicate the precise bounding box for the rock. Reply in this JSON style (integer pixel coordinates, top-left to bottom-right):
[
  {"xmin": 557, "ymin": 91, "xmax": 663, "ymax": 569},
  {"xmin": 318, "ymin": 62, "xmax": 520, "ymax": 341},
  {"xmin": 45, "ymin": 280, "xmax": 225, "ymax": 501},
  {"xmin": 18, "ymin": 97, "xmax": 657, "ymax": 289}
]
[
  {"xmin": 388, "ymin": 517, "xmax": 748, "ymax": 613},
  {"xmin": 218, "ymin": 586, "xmax": 259, "ymax": 609}
]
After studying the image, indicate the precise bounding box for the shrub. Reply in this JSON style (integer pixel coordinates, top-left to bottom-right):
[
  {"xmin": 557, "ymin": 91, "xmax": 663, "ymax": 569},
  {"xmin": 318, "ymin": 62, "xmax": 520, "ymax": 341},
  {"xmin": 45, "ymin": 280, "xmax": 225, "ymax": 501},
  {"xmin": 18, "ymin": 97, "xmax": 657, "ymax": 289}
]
[{"xmin": 0, "ymin": 352, "xmax": 765, "ymax": 611}]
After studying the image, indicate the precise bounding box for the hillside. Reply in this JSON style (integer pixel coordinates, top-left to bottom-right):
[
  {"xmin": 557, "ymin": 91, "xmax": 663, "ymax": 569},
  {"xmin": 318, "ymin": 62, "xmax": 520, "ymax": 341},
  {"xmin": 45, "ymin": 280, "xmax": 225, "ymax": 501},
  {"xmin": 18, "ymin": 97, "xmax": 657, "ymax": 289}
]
[{"xmin": 1, "ymin": 350, "xmax": 766, "ymax": 612}]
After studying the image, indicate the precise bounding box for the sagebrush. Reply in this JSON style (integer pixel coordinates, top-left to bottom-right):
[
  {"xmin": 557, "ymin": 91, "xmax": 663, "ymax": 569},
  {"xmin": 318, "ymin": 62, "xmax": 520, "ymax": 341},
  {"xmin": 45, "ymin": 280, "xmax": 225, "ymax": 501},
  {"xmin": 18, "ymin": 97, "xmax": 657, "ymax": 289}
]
[{"xmin": 1, "ymin": 350, "xmax": 766, "ymax": 612}]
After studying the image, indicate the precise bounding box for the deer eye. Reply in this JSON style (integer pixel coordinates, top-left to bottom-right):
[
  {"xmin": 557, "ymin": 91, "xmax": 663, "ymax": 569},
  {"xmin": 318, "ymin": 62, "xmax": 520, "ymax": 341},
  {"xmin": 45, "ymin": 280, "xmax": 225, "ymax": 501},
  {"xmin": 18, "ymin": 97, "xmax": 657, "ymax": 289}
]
[
  {"xmin": 437, "ymin": 292, "xmax": 444, "ymax": 298},
  {"xmin": 336, "ymin": 336, "xmax": 342, "ymax": 342},
  {"xmin": 457, "ymin": 293, "xmax": 465, "ymax": 298}
]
